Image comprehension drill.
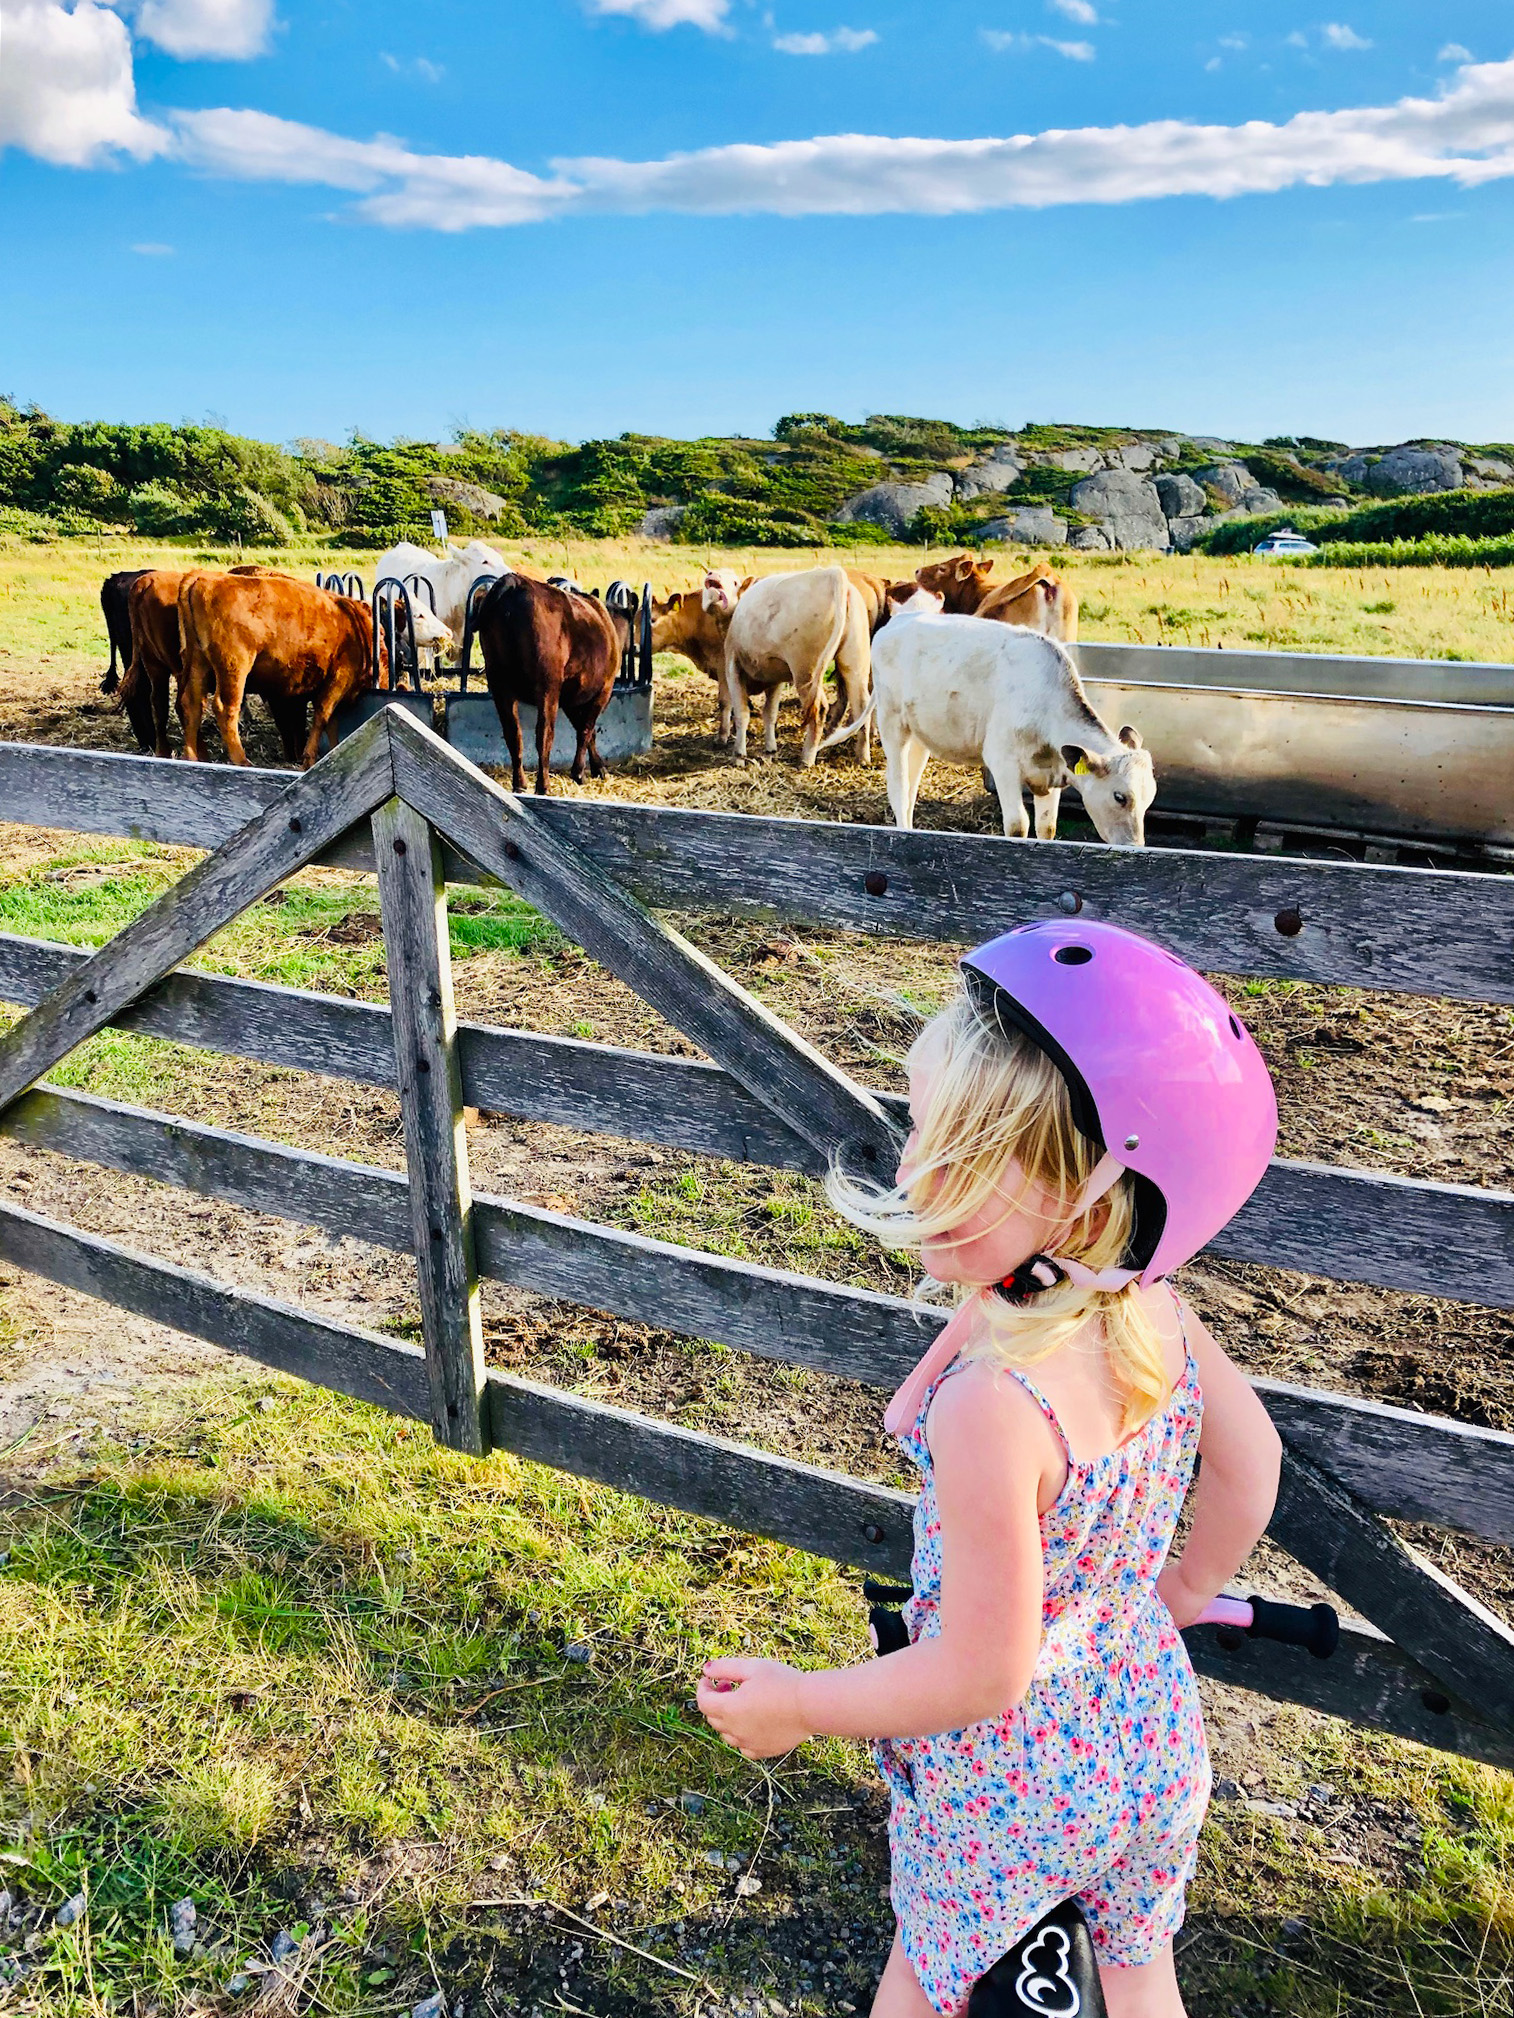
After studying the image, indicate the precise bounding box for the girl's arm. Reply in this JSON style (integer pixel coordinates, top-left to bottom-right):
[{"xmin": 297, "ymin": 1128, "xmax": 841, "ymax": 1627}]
[
  {"xmin": 698, "ymin": 1364, "xmax": 1049, "ymax": 1758},
  {"xmin": 1156, "ymin": 1294, "xmax": 1282, "ymax": 1628}
]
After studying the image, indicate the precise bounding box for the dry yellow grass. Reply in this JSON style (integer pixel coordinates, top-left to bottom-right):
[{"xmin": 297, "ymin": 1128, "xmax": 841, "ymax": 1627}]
[{"xmin": 4, "ymin": 531, "xmax": 1514, "ymax": 678}]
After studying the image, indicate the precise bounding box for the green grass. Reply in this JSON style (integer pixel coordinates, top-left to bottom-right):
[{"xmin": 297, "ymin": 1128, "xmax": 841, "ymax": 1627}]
[{"xmin": 0, "ymin": 1378, "xmax": 880, "ymax": 2012}]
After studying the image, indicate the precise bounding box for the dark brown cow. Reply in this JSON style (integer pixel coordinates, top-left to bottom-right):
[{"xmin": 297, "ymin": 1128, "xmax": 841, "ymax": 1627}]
[
  {"xmin": 477, "ymin": 574, "xmax": 626, "ymax": 794},
  {"xmin": 99, "ymin": 570, "xmax": 147, "ymax": 694},
  {"xmin": 177, "ymin": 572, "xmax": 382, "ymax": 767},
  {"xmin": 119, "ymin": 567, "xmax": 309, "ymax": 761}
]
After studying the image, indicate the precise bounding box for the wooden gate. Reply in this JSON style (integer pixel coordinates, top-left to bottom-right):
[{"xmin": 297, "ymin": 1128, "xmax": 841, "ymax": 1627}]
[{"xmin": 0, "ymin": 709, "xmax": 1511, "ymax": 1768}]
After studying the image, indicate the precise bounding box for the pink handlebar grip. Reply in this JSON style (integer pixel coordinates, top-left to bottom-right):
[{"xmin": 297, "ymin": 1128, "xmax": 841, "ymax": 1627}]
[{"xmin": 1196, "ymin": 1596, "xmax": 1253, "ymax": 1629}]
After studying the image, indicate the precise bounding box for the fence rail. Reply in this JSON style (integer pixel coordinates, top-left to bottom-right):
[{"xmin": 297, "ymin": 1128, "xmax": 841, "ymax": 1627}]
[{"xmin": 0, "ymin": 708, "xmax": 1511, "ymax": 1771}]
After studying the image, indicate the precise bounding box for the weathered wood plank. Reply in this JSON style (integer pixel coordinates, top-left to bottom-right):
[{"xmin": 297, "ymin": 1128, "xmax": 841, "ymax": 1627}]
[
  {"xmin": 488, "ymin": 1371, "xmax": 916, "ymax": 1574},
  {"xmin": 6, "ymin": 1082, "xmax": 1514, "ymax": 1543},
  {"xmin": 387, "ymin": 710, "xmax": 903, "ymax": 1173},
  {"xmin": 4, "ymin": 933, "xmax": 1512, "ymax": 1315},
  {"xmin": 10, "ymin": 741, "xmax": 1508, "ymax": 1005},
  {"xmin": 1256, "ymin": 1378, "xmax": 1514, "ymax": 1544},
  {"xmin": 1268, "ymin": 1448, "xmax": 1514, "ymax": 1731},
  {"xmin": 1182, "ymin": 1617, "xmax": 1514, "ymax": 1772},
  {"xmin": 0, "ymin": 721, "xmax": 396, "ymax": 1115},
  {"xmin": 529, "ymin": 800, "xmax": 1514, "ymax": 1006},
  {"xmin": 0, "ymin": 1197, "xmax": 429, "ymax": 1419},
  {"xmin": 373, "ymin": 798, "xmax": 489, "ymax": 1455}
]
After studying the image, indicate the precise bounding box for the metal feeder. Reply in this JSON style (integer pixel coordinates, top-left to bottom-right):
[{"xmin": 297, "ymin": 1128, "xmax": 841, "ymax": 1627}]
[{"xmin": 442, "ymin": 576, "xmax": 656, "ymax": 772}]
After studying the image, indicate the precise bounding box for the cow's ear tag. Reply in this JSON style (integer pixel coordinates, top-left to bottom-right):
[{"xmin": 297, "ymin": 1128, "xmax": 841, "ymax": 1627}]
[{"xmin": 1074, "ymin": 759, "xmax": 1090, "ymax": 777}]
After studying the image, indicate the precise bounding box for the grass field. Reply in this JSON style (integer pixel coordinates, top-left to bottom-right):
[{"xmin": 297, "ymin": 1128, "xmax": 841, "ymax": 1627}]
[
  {"xmin": 4, "ymin": 530, "xmax": 1514, "ymax": 673},
  {"xmin": 0, "ymin": 536, "xmax": 1511, "ymax": 2014}
]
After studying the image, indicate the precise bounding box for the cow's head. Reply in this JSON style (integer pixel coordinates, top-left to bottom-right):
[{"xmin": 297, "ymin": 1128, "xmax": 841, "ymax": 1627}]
[
  {"xmin": 915, "ymin": 552, "xmax": 994, "ymax": 613},
  {"xmin": 412, "ymin": 605, "xmax": 455, "ymax": 654},
  {"xmin": 701, "ymin": 569, "xmax": 743, "ymax": 616},
  {"xmin": 1060, "ymin": 726, "xmax": 1155, "ymax": 847},
  {"xmin": 886, "ymin": 584, "xmax": 944, "ymax": 619}
]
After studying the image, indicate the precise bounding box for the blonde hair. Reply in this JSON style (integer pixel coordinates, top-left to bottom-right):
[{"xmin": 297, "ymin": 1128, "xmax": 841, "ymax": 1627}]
[{"xmin": 830, "ymin": 988, "xmax": 1168, "ymax": 1435}]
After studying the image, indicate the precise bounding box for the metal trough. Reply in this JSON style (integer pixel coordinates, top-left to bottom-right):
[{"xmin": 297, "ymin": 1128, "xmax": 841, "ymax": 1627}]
[
  {"xmin": 440, "ymin": 576, "xmax": 656, "ymax": 773},
  {"xmin": 1075, "ymin": 641, "xmax": 1514, "ymax": 846}
]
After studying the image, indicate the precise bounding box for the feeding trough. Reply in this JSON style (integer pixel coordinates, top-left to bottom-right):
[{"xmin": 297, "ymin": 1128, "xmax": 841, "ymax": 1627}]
[
  {"xmin": 326, "ymin": 577, "xmax": 436, "ymax": 747},
  {"xmin": 315, "ymin": 569, "xmax": 366, "ymax": 600},
  {"xmin": 442, "ymin": 576, "xmax": 656, "ymax": 772},
  {"xmin": 1074, "ymin": 640, "xmax": 1514, "ymax": 847}
]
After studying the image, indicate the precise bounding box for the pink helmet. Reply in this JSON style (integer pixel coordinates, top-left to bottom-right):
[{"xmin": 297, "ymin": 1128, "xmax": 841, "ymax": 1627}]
[{"xmin": 960, "ymin": 920, "xmax": 1277, "ymax": 1285}]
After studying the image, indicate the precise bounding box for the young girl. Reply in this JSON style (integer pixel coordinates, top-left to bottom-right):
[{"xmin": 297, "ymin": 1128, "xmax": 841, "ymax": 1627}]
[{"xmin": 698, "ymin": 920, "xmax": 1284, "ymax": 2018}]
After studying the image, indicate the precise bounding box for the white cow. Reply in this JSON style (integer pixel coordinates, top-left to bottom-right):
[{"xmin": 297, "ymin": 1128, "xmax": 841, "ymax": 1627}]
[
  {"xmin": 722, "ymin": 566, "xmax": 871, "ymax": 766},
  {"xmin": 372, "ymin": 539, "xmax": 508, "ymax": 660},
  {"xmin": 821, "ymin": 590, "xmax": 1155, "ymax": 844}
]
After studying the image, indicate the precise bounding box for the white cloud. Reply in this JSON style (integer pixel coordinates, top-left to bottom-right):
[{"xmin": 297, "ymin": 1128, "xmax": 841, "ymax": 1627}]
[
  {"xmin": 982, "ymin": 28, "xmax": 1094, "ymax": 57},
  {"xmin": 1219, "ymin": 33, "xmax": 1248, "ymax": 50},
  {"xmin": 1286, "ymin": 29, "xmax": 1308, "ymax": 47},
  {"xmin": 1321, "ymin": 22, "xmax": 1372, "ymax": 51},
  {"xmin": 583, "ymin": 0, "xmax": 731, "ymax": 30},
  {"xmin": 0, "ymin": 0, "xmax": 168, "ymax": 166},
  {"xmin": 133, "ymin": 0, "xmax": 275, "ymax": 58},
  {"xmin": 381, "ymin": 50, "xmax": 445, "ymax": 81},
  {"xmin": 1205, "ymin": 55, "xmax": 1221, "ymax": 70},
  {"xmin": 1047, "ymin": 0, "xmax": 1097, "ymax": 22},
  {"xmin": 773, "ymin": 25, "xmax": 876, "ymax": 52},
  {"xmin": 1439, "ymin": 44, "xmax": 1473, "ymax": 64},
  {"xmin": 131, "ymin": 239, "xmax": 175, "ymax": 252}
]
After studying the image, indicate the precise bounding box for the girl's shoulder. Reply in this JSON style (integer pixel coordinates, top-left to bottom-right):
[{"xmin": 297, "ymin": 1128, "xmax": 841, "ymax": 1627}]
[{"xmin": 925, "ymin": 1355, "xmax": 1066, "ymax": 1469}]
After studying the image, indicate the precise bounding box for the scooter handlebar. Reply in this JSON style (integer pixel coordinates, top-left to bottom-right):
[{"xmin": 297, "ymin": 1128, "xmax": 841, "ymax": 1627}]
[{"xmin": 1195, "ymin": 1593, "xmax": 1339, "ymax": 1660}]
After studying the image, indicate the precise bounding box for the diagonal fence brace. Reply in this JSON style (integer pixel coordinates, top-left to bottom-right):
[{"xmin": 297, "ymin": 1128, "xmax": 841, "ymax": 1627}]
[
  {"xmin": 385, "ymin": 709, "xmax": 903, "ymax": 1178},
  {"xmin": 0, "ymin": 716, "xmax": 397, "ymax": 1115},
  {"xmin": 1269, "ymin": 1444, "xmax": 1514, "ymax": 1733}
]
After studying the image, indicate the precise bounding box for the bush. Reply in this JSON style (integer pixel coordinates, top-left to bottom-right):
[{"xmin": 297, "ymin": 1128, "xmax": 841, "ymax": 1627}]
[
  {"xmin": 54, "ymin": 463, "xmax": 124, "ymax": 517},
  {"xmin": 1193, "ymin": 506, "xmax": 1348, "ymax": 556},
  {"xmin": 126, "ymin": 481, "xmax": 203, "ymax": 536},
  {"xmin": 1307, "ymin": 533, "xmax": 1514, "ymax": 568},
  {"xmin": 205, "ymin": 486, "xmax": 293, "ymax": 545},
  {"xmin": 676, "ymin": 495, "xmax": 826, "ymax": 547}
]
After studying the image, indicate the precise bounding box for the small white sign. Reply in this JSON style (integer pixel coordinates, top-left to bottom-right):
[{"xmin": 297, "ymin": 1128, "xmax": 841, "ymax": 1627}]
[{"xmin": 429, "ymin": 509, "xmax": 448, "ymax": 543}]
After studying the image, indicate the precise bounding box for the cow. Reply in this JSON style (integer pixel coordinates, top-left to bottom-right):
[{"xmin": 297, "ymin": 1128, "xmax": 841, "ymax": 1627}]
[
  {"xmin": 99, "ymin": 570, "xmax": 147, "ymax": 695},
  {"xmin": 845, "ymin": 571, "xmax": 912, "ymax": 636},
  {"xmin": 650, "ymin": 570, "xmax": 749, "ymax": 740},
  {"xmin": 475, "ymin": 573, "xmax": 627, "ymax": 795},
  {"xmin": 914, "ymin": 553, "xmax": 1079, "ymax": 641},
  {"xmin": 118, "ymin": 568, "xmax": 313, "ymax": 761},
  {"xmin": 176, "ymin": 573, "xmax": 389, "ymax": 768},
  {"xmin": 722, "ymin": 566, "xmax": 872, "ymax": 766},
  {"xmin": 820, "ymin": 589, "xmax": 1154, "ymax": 843},
  {"xmin": 371, "ymin": 539, "xmax": 507, "ymax": 659}
]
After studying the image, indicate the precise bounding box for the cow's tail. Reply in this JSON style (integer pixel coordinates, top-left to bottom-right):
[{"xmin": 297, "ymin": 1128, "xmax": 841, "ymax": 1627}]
[{"xmin": 816, "ymin": 691, "xmax": 876, "ymax": 753}]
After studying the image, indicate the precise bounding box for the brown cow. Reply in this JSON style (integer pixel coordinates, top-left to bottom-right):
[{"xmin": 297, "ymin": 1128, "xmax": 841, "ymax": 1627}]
[
  {"xmin": 120, "ymin": 568, "xmax": 310, "ymax": 761},
  {"xmin": 476, "ymin": 574, "xmax": 627, "ymax": 794},
  {"xmin": 914, "ymin": 552, "xmax": 1079, "ymax": 640},
  {"xmin": 177, "ymin": 572, "xmax": 382, "ymax": 767},
  {"xmin": 650, "ymin": 570, "xmax": 751, "ymax": 741},
  {"xmin": 845, "ymin": 570, "xmax": 912, "ymax": 636}
]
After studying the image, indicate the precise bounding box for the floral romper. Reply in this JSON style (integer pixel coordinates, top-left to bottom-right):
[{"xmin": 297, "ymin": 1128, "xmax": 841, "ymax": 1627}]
[{"xmin": 875, "ymin": 1325, "xmax": 1209, "ymax": 2014}]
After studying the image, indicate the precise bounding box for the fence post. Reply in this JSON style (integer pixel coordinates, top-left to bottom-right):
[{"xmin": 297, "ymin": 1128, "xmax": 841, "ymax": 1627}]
[{"xmin": 373, "ymin": 793, "xmax": 490, "ymax": 1455}]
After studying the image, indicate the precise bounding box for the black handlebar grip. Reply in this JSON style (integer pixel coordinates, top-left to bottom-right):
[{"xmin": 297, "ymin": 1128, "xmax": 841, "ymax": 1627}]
[{"xmin": 1246, "ymin": 1595, "xmax": 1340, "ymax": 1660}]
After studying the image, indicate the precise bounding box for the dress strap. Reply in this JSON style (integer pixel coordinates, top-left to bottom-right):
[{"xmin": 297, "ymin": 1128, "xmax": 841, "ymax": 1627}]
[{"xmin": 994, "ymin": 1364, "xmax": 1074, "ymax": 1461}]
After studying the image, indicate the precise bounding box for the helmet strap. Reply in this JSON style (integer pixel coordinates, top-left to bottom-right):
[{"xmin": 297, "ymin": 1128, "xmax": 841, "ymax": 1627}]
[{"xmin": 994, "ymin": 1153, "xmax": 1140, "ymax": 1302}]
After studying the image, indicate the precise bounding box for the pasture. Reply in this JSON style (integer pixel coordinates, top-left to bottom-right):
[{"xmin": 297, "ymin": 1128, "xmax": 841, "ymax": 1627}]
[{"xmin": 0, "ymin": 536, "xmax": 1511, "ymax": 2015}]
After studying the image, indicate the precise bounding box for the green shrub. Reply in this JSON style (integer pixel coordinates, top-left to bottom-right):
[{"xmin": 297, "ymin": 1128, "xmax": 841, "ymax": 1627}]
[
  {"xmin": 126, "ymin": 481, "xmax": 202, "ymax": 536},
  {"xmin": 1308, "ymin": 533, "xmax": 1514, "ymax": 568},
  {"xmin": 676, "ymin": 495, "xmax": 826, "ymax": 546},
  {"xmin": 53, "ymin": 463, "xmax": 124, "ymax": 516}
]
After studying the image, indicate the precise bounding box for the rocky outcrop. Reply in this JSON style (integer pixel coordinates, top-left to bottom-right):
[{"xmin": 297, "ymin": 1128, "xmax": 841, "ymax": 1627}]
[
  {"xmin": 954, "ymin": 448, "xmax": 1023, "ymax": 499},
  {"xmin": 978, "ymin": 506, "xmax": 1067, "ymax": 546},
  {"xmin": 1068, "ymin": 469, "xmax": 1170, "ymax": 551},
  {"xmin": 833, "ymin": 472, "xmax": 953, "ymax": 533},
  {"xmin": 1194, "ymin": 462, "xmax": 1253, "ymax": 508},
  {"xmin": 1155, "ymin": 472, "xmax": 1206, "ymax": 519},
  {"xmin": 1039, "ymin": 447, "xmax": 1105, "ymax": 473},
  {"xmin": 1166, "ymin": 516, "xmax": 1209, "ymax": 552},
  {"xmin": 1068, "ymin": 524, "xmax": 1113, "ymax": 550},
  {"xmin": 424, "ymin": 473, "xmax": 510, "ymax": 520},
  {"xmin": 638, "ymin": 504, "xmax": 687, "ymax": 541}
]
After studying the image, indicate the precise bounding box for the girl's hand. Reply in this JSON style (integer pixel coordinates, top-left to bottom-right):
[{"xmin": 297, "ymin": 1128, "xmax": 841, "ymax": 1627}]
[{"xmin": 697, "ymin": 1658, "xmax": 811, "ymax": 1759}]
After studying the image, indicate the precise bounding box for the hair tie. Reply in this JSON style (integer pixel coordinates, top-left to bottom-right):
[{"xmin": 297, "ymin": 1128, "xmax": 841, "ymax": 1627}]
[{"xmin": 994, "ymin": 1255, "xmax": 1066, "ymax": 1306}]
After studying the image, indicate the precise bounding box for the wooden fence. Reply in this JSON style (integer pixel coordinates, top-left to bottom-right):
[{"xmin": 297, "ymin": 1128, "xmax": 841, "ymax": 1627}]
[{"xmin": 0, "ymin": 716, "xmax": 1511, "ymax": 1769}]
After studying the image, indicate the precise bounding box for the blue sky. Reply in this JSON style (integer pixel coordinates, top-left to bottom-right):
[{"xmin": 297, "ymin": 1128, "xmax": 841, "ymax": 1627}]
[{"xmin": 4, "ymin": 0, "xmax": 1514, "ymax": 447}]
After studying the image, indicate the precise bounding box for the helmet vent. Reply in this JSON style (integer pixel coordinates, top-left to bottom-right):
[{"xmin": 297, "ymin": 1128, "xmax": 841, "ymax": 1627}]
[{"xmin": 1053, "ymin": 945, "xmax": 1094, "ymax": 966}]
